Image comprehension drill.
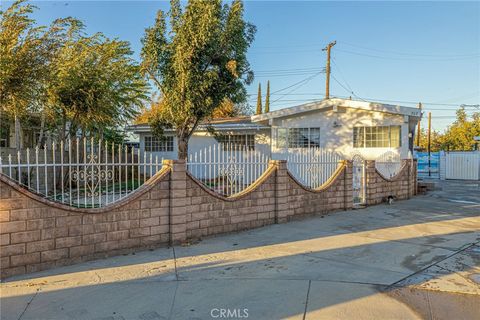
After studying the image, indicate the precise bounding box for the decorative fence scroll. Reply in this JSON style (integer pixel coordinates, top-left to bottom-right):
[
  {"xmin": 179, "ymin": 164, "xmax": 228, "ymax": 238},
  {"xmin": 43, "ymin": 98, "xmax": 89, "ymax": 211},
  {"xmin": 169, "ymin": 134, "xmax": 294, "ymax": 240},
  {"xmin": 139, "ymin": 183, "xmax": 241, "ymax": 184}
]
[
  {"xmin": 352, "ymin": 154, "xmax": 366, "ymax": 205},
  {"xmin": 0, "ymin": 138, "xmax": 163, "ymax": 208},
  {"xmin": 375, "ymin": 151, "xmax": 402, "ymax": 179},
  {"xmin": 287, "ymin": 148, "xmax": 343, "ymax": 189},
  {"xmin": 187, "ymin": 143, "xmax": 270, "ymax": 197}
]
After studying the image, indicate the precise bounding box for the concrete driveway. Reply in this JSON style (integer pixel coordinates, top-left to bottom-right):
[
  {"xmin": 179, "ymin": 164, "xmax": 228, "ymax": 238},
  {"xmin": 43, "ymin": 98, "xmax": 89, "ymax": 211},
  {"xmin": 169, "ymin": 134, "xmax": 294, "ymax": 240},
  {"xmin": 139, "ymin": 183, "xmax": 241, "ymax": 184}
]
[{"xmin": 1, "ymin": 180, "xmax": 479, "ymax": 320}]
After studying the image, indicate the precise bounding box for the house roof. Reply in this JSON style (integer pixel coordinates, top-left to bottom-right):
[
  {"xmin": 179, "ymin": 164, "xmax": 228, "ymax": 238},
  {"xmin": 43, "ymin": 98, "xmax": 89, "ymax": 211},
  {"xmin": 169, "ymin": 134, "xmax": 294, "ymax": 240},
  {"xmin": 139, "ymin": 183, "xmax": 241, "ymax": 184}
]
[
  {"xmin": 128, "ymin": 98, "xmax": 422, "ymax": 134},
  {"xmin": 128, "ymin": 116, "xmax": 269, "ymax": 134},
  {"xmin": 251, "ymin": 98, "xmax": 422, "ymax": 123}
]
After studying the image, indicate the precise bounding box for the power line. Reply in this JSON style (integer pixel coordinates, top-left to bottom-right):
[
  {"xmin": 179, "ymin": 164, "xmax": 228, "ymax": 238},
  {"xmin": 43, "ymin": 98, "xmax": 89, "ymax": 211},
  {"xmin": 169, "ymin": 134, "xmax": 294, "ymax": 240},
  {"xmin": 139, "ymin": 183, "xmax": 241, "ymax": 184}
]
[
  {"xmin": 249, "ymin": 41, "xmax": 480, "ymax": 59},
  {"xmin": 252, "ymin": 41, "xmax": 480, "ymax": 58},
  {"xmin": 254, "ymin": 67, "xmax": 323, "ymax": 73},
  {"xmin": 336, "ymin": 48, "xmax": 480, "ymax": 61},
  {"xmin": 338, "ymin": 41, "xmax": 480, "ymax": 58},
  {"xmin": 255, "ymin": 71, "xmax": 324, "ymax": 78},
  {"xmin": 269, "ymin": 71, "xmax": 325, "ymax": 95},
  {"xmin": 271, "ymin": 72, "xmax": 323, "ymax": 104},
  {"xmin": 246, "ymin": 93, "xmax": 479, "ymax": 107},
  {"xmin": 331, "ymin": 75, "xmax": 352, "ymax": 95},
  {"xmin": 331, "ymin": 58, "xmax": 354, "ymax": 93}
]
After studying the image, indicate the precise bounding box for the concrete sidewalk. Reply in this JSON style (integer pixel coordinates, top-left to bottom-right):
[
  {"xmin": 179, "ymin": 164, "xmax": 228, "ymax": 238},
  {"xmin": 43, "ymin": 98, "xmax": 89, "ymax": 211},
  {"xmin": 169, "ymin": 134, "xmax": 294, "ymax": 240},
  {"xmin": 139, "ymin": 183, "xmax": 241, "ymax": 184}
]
[{"xmin": 1, "ymin": 180, "xmax": 479, "ymax": 320}]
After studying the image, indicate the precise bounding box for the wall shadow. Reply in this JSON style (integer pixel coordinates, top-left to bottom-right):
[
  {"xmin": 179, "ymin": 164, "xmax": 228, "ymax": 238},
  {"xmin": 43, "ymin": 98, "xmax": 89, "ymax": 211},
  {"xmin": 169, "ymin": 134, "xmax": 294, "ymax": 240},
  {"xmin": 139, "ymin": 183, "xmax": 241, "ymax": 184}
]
[{"xmin": 2, "ymin": 193, "xmax": 479, "ymax": 319}]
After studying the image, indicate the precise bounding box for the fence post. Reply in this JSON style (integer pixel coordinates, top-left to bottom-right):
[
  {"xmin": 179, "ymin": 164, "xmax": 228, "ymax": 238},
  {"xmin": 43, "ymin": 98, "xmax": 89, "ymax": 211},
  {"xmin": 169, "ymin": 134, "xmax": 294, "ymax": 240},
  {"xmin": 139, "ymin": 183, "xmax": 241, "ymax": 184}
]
[
  {"xmin": 271, "ymin": 160, "xmax": 291, "ymax": 223},
  {"xmin": 167, "ymin": 159, "xmax": 187, "ymax": 245},
  {"xmin": 412, "ymin": 159, "xmax": 418, "ymax": 196},
  {"xmin": 344, "ymin": 160, "xmax": 354, "ymax": 210},
  {"xmin": 365, "ymin": 160, "xmax": 376, "ymax": 205}
]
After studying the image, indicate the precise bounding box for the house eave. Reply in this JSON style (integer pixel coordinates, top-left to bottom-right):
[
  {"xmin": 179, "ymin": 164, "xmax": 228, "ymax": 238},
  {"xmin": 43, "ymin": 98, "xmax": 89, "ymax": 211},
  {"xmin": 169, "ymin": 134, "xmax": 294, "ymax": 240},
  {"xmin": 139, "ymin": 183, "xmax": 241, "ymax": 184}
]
[
  {"xmin": 127, "ymin": 122, "xmax": 270, "ymax": 135},
  {"xmin": 250, "ymin": 98, "xmax": 422, "ymax": 122}
]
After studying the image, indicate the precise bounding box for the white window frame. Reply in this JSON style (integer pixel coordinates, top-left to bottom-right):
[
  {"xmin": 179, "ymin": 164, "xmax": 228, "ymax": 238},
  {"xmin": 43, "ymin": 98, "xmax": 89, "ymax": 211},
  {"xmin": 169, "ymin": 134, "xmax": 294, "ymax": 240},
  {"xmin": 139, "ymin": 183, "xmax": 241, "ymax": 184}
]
[
  {"xmin": 274, "ymin": 127, "xmax": 320, "ymax": 149},
  {"xmin": 353, "ymin": 125, "xmax": 401, "ymax": 148},
  {"xmin": 144, "ymin": 135, "xmax": 174, "ymax": 152},
  {"xmin": 217, "ymin": 134, "xmax": 255, "ymax": 150}
]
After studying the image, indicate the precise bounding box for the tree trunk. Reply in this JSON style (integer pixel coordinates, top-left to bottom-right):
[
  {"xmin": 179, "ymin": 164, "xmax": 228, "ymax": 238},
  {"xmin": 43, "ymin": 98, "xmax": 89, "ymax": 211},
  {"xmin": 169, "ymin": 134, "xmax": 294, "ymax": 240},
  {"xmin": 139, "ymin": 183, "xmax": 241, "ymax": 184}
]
[
  {"xmin": 14, "ymin": 113, "xmax": 21, "ymax": 151},
  {"xmin": 177, "ymin": 135, "xmax": 188, "ymax": 160},
  {"xmin": 37, "ymin": 113, "xmax": 45, "ymax": 148},
  {"xmin": 60, "ymin": 111, "xmax": 66, "ymax": 142}
]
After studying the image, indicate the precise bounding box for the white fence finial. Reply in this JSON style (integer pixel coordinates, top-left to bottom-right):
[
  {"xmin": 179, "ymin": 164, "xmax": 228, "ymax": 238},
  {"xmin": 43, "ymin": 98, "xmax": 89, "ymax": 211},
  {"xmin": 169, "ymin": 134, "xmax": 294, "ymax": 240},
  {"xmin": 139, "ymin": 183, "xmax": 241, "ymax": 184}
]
[
  {"xmin": 287, "ymin": 147, "xmax": 342, "ymax": 189},
  {"xmin": 0, "ymin": 139, "xmax": 163, "ymax": 208},
  {"xmin": 187, "ymin": 142, "xmax": 270, "ymax": 197}
]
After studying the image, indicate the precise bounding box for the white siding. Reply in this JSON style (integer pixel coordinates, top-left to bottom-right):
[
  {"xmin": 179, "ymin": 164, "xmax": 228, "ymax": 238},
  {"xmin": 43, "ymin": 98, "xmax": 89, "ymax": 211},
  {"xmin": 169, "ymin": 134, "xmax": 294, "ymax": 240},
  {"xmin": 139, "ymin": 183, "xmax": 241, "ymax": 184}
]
[
  {"xmin": 139, "ymin": 130, "xmax": 271, "ymax": 160},
  {"xmin": 270, "ymin": 107, "xmax": 410, "ymax": 160}
]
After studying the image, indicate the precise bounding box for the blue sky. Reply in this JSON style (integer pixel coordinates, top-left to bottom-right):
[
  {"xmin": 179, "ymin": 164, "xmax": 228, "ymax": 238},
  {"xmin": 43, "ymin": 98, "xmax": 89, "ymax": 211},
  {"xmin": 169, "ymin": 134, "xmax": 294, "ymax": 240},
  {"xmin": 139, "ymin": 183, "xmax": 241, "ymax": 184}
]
[{"xmin": 6, "ymin": 1, "xmax": 479, "ymax": 131}]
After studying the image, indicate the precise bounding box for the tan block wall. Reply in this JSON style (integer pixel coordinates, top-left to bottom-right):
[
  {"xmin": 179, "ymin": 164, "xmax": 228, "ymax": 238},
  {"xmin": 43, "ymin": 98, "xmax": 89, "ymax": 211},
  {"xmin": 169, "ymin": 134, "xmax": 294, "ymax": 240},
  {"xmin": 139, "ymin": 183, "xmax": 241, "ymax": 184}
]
[
  {"xmin": 185, "ymin": 165, "xmax": 277, "ymax": 240},
  {"xmin": 285, "ymin": 161, "xmax": 353, "ymax": 221},
  {"xmin": 0, "ymin": 158, "xmax": 416, "ymax": 279},
  {"xmin": 0, "ymin": 166, "xmax": 171, "ymax": 279},
  {"xmin": 365, "ymin": 159, "xmax": 417, "ymax": 205}
]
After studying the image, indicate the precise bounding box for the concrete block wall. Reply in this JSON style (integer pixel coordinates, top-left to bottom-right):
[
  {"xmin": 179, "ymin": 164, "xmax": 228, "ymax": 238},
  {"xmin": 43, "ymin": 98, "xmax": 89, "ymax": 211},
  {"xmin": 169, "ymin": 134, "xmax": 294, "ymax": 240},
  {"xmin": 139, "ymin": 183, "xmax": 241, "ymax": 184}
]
[
  {"xmin": 283, "ymin": 160, "xmax": 353, "ymax": 221},
  {"xmin": 185, "ymin": 164, "xmax": 277, "ymax": 240},
  {"xmin": 365, "ymin": 159, "xmax": 417, "ymax": 205},
  {"xmin": 0, "ymin": 165, "xmax": 172, "ymax": 279},
  {"xmin": 0, "ymin": 158, "xmax": 416, "ymax": 279}
]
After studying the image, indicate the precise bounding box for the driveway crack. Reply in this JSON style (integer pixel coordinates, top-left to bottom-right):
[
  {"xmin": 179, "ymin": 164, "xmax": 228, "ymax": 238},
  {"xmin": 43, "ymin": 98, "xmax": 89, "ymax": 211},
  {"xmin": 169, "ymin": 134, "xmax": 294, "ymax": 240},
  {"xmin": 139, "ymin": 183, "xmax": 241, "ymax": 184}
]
[
  {"xmin": 386, "ymin": 240, "xmax": 480, "ymax": 289},
  {"xmin": 17, "ymin": 289, "xmax": 39, "ymax": 320},
  {"xmin": 302, "ymin": 280, "xmax": 311, "ymax": 320},
  {"xmin": 172, "ymin": 246, "xmax": 179, "ymax": 280},
  {"xmin": 167, "ymin": 281, "xmax": 179, "ymax": 320}
]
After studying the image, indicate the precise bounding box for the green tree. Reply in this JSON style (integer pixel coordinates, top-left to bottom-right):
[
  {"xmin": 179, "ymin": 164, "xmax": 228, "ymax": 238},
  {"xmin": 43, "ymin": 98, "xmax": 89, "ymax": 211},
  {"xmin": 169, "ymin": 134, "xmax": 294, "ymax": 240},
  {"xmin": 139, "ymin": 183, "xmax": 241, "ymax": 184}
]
[
  {"xmin": 418, "ymin": 128, "xmax": 443, "ymax": 152},
  {"xmin": 136, "ymin": 96, "xmax": 251, "ymax": 124},
  {"xmin": 256, "ymin": 83, "xmax": 262, "ymax": 115},
  {"xmin": 265, "ymin": 80, "xmax": 270, "ymax": 113},
  {"xmin": 440, "ymin": 108, "xmax": 480, "ymax": 150},
  {"xmin": 418, "ymin": 108, "xmax": 480, "ymax": 151},
  {"xmin": 0, "ymin": 0, "xmax": 54, "ymax": 149},
  {"xmin": 46, "ymin": 20, "xmax": 149, "ymax": 141},
  {"xmin": 140, "ymin": 0, "xmax": 256, "ymax": 159}
]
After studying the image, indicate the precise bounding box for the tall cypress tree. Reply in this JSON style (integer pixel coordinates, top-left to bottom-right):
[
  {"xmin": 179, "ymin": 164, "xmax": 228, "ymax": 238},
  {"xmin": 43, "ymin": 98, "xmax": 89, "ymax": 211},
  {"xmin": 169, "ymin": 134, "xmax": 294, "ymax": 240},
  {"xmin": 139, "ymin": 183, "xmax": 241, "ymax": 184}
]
[
  {"xmin": 256, "ymin": 83, "xmax": 262, "ymax": 115},
  {"xmin": 265, "ymin": 80, "xmax": 270, "ymax": 113}
]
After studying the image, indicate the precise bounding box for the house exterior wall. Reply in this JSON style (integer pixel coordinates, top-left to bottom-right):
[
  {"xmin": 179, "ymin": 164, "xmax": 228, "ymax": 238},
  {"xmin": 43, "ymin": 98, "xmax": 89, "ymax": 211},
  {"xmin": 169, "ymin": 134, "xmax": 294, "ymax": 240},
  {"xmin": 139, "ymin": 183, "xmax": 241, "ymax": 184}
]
[
  {"xmin": 134, "ymin": 106, "xmax": 416, "ymax": 162},
  {"xmin": 138, "ymin": 129, "xmax": 272, "ymax": 161},
  {"xmin": 270, "ymin": 107, "xmax": 411, "ymax": 160}
]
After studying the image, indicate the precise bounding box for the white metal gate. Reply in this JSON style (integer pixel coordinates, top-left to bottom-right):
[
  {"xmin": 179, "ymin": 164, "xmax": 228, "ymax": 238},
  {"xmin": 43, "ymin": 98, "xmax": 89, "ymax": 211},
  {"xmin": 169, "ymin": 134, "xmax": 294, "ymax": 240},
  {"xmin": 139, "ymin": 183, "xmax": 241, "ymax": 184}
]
[
  {"xmin": 187, "ymin": 143, "xmax": 270, "ymax": 196},
  {"xmin": 352, "ymin": 154, "xmax": 366, "ymax": 205},
  {"xmin": 445, "ymin": 152, "xmax": 480, "ymax": 180},
  {"xmin": 287, "ymin": 148, "xmax": 342, "ymax": 189}
]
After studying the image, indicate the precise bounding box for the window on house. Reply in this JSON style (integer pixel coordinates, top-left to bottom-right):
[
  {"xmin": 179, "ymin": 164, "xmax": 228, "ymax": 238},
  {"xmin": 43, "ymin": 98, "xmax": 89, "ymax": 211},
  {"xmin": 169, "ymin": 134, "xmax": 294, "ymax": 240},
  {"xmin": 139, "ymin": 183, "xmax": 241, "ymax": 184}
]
[
  {"xmin": 274, "ymin": 127, "xmax": 320, "ymax": 148},
  {"xmin": 353, "ymin": 126, "xmax": 401, "ymax": 148},
  {"xmin": 217, "ymin": 134, "xmax": 255, "ymax": 150},
  {"xmin": 274, "ymin": 128, "xmax": 288, "ymax": 149},
  {"xmin": 144, "ymin": 136, "xmax": 174, "ymax": 152},
  {"xmin": 288, "ymin": 128, "xmax": 320, "ymax": 148}
]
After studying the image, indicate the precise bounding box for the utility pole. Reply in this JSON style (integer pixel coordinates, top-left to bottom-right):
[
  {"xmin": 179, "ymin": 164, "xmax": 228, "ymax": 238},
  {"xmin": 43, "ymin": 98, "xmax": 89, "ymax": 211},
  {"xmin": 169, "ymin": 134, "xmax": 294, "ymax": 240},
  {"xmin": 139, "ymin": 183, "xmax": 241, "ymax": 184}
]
[
  {"xmin": 428, "ymin": 112, "xmax": 431, "ymax": 177},
  {"xmin": 323, "ymin": 41, "xmax": 336, "ymax": 99},
  {"xmin": 416, "ymin": 102, "xmax": 422, "ymax": 147}
]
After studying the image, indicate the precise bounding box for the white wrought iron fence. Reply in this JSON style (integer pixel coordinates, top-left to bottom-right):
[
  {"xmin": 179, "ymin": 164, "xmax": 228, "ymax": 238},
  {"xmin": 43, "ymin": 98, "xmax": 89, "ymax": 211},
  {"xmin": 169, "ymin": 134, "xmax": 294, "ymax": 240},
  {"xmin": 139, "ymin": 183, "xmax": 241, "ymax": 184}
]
[
  {"xmin": 287, "ymin": 148, "xmax": 343, "ymax": 189},
  {"xmin": 0, "ymin": 138, "xmax": 163, "ymax": 208},
  {"xmin": 375, "ymin": 151, "xmax": 401, "ymax": 178},
  {"xmin": 187, "ymin": 143, "xmax": 270, "ymax": 197}
]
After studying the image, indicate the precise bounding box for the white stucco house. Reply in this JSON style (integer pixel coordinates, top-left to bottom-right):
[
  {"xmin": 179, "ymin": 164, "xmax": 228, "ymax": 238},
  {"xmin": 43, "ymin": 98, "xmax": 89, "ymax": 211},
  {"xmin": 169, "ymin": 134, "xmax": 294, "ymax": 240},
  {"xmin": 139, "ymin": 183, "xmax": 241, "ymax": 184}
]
[{"xmin": 128, "ymin": 98, "xmax": 422, "ymax": 160}]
